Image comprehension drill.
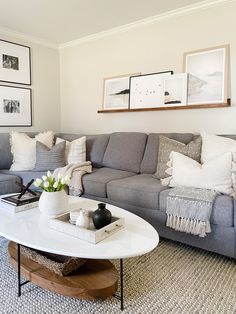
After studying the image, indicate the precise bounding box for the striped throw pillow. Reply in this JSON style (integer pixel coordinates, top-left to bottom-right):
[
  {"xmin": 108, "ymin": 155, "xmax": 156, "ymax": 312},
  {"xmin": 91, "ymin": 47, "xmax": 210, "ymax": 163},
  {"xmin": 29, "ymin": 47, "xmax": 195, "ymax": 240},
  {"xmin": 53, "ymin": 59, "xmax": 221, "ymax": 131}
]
[
  {"xmin": 56, "ymin": 136, "xmax": 86, "ymax": 165},
  {"xmin": 34, "ymin": 141, "xmax": 66, "ymax": 171}
]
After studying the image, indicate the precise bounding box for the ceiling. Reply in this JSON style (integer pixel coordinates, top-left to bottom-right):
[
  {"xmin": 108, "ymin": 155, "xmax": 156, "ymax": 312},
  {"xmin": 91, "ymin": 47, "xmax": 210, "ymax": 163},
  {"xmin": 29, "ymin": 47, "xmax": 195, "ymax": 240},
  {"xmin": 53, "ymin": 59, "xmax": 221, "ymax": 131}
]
[{"xmin": 0, "ymin": 0, "xmax": 208, "ymax": 44}]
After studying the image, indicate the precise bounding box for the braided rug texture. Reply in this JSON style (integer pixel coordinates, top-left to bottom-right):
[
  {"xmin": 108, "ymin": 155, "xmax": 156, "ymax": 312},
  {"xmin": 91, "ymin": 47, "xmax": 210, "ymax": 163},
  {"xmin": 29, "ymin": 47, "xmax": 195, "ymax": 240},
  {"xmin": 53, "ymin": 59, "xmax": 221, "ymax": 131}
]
[{"xmin": 0, "ymin": 236, "xmax": 235, "ymax": 314}]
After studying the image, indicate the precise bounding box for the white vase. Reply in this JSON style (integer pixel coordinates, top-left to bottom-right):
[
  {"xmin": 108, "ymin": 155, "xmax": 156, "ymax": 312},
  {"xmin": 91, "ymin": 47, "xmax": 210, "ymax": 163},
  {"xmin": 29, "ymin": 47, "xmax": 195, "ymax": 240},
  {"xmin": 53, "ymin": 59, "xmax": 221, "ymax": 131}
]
[{"xmin": 39, "ymin": 190, "xmax": 68, "ymax": 218}]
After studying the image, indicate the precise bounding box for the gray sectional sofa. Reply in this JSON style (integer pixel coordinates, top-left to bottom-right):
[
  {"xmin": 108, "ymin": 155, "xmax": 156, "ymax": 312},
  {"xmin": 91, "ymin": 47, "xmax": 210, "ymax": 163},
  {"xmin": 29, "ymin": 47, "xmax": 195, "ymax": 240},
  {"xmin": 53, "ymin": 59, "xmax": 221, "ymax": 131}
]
[{"xmin": 0, "ymin": 132, "xmax": 235, "ymax": 258}]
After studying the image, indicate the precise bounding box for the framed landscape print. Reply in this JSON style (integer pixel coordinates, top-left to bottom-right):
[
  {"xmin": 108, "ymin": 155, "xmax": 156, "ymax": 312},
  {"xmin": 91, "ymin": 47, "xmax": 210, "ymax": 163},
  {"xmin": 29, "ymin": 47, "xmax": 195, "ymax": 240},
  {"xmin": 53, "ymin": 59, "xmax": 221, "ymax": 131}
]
[
  {"xmin": 184, "ymin": 45, "xmax": 229, "ymax": 105},
  {"xmin": 129, "ymin": 71, "xmax": 173, "ymax": 109},
  {"xmin": 0, "ymin": 39, "xmax": 31, "ymax": 85},
  {"xmin": 103, "ymin": 73, "xmax": 140, "ymax": 110},
  {"xmin": 0, "ymin": 85, "xmax": 32, "ymax": 126},
  {"xmin": 162, "ymin": 73, "xmax": 188, "ymax": 106}
]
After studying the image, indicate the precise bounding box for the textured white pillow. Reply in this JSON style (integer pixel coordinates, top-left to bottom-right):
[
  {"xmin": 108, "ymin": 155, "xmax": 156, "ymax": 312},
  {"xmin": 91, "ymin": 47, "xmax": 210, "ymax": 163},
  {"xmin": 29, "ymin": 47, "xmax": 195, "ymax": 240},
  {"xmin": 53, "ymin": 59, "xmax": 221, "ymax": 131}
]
[
  {"xmin": 10, "ymin": 131, "xmax": 54, "ymax": 171},
  {"xmin": 201, "ymin": 131, "xmax": 236, "ymax": 163},
  {"xmin": 162, "ymin": 151, "xmax": 233, "ymax": 195},
  {"xmin": 56, "ymin": 136, "xmax": 86, "ymax": 165}
]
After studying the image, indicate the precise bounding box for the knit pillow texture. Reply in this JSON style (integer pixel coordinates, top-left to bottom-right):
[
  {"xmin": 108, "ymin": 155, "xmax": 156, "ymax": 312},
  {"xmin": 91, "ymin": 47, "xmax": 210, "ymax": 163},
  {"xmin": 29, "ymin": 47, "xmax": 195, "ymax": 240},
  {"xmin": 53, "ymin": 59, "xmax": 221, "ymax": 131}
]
[
  {"xmin": 34, "ymin": 141, "xmax": 66, "ymax": 171},
  {"xmin": 154, "ymin": 135, "xmax": 202, "ymax": 179}
]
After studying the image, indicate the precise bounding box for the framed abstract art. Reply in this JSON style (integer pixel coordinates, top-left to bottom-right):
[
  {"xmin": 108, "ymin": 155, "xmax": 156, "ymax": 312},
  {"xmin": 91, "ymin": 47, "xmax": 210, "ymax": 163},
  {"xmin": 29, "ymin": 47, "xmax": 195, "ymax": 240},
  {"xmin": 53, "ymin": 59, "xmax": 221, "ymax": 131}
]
[{"xmin": 184, "ymin": 45, "xmax": 229, "ymax": 105}]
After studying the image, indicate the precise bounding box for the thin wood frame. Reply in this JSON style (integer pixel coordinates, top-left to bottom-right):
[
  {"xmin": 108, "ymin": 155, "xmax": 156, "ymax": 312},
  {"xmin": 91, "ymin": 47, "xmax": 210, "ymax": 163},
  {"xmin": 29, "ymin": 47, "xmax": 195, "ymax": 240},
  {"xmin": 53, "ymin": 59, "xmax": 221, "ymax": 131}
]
[
  {"xmin": 183, "ymin": 44, "xmax": 229, "ymax": 106},
  {"xmin": 102, "ymin": 73, "xmax": 140, "ymax": 110}
]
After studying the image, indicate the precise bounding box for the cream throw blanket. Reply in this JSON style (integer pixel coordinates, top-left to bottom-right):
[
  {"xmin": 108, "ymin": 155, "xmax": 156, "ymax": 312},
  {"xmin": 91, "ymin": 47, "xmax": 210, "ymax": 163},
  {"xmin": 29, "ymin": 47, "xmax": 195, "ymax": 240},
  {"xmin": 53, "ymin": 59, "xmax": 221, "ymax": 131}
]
[{"xmin": 53, "ymin": 161, "xmax": 92, "ymax": 196}]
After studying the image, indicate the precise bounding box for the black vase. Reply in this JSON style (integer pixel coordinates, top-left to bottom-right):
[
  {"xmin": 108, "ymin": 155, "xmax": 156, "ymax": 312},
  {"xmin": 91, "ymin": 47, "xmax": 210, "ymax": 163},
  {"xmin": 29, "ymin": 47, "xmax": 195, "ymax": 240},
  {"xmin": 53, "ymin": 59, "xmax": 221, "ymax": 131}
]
[{"xmin": 92, "ymin": 203, "xmax": 112, "ymax": 230}]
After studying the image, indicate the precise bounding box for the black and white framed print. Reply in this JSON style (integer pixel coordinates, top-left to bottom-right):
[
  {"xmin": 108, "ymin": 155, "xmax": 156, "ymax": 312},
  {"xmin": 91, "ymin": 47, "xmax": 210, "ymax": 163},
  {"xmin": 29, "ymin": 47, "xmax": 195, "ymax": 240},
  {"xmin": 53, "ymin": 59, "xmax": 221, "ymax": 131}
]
[
  {"xmin": 0, "ymin": 39, "xmax": 31, "ymax": 85},
  {"xmin": 0, "ymin": 85, "xmax": 32, "ymax": 126},
  {"xmin": 162, "ymin": 73, "xmax": 188, "ymax": 106},
  {"xmin": 129, "ymin": 71, "xmax": 173, "ymax": 109},
  {"xmin": 184, "ymin": 45, "xmax": 229, "ymax": 105},
  {"xmin": 103, "ymin": 73, "xmax": 140, "ymax": 110}
]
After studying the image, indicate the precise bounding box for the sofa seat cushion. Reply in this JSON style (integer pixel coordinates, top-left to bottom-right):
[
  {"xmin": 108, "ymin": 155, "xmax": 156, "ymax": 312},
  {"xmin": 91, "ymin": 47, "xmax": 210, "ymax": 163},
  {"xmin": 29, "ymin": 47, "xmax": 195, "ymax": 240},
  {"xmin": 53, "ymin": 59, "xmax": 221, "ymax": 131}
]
[
  {"xmin": 0, "ymin": 173, "xmax": 21, "ymax": 195},
  {"xmin": 159, "ymin": 189, "xmax": 234, "ymax": 227},
  {"xmin": 0, "ymin": 170, "xmax": 46, "ymax": 190},
  {"xmin": 82, "ymin": 167, "xmax": 136, "ymax": 198},
  {"xmin": 107, "ymin": 174, "xmax": 168, "ymax": 210}
]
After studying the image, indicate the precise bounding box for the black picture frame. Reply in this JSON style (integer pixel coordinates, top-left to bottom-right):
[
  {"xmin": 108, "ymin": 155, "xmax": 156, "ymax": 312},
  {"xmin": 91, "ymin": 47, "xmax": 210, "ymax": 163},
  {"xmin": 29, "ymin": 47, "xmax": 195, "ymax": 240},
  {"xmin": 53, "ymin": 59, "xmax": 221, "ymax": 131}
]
[
  {"xmin": 129, "ymin": 71, "xmax": 173, "ymax": 109},
  {"xmin": 0, "ymin": 84, "xmax": 32, "ymax": 127},
  {"xmin": 0, "ymin": 39, "xmax": 31, "ymax": 85}
]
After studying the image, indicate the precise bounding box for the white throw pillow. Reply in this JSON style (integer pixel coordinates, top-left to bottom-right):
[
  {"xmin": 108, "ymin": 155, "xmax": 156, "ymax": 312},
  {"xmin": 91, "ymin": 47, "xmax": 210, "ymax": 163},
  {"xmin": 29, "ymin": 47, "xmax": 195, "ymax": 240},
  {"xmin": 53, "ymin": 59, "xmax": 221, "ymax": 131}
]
[
  {"xmin": 162, "ymin": 151, "xmax": 233, "ymax": 195},
  {"xmin": 201, "ymin": 131, "xmax": 236, "ymax": 163},
  {"xmin": 10, "ymin": 131, "xmax": 54, "ymax": 171},
  {"xmin": 56, "ymin": 136, "xmax": 86, "ymax": 165}
]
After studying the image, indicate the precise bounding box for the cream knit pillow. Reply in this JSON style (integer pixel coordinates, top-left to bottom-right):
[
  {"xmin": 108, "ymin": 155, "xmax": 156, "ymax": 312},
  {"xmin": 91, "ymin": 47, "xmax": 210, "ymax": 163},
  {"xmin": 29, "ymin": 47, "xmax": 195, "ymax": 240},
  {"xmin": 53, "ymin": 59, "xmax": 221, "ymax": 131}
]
[{"xmin": 10, "ymin": 131, "xmax": 54, "ymax": 171}]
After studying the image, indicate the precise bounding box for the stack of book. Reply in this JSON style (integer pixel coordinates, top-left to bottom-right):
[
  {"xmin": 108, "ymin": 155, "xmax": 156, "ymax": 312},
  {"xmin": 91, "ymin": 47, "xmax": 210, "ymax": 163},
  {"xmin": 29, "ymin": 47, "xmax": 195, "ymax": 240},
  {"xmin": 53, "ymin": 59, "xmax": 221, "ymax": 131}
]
[{"xmin": 0, "ymin": 192, "xmax": 41, "ymax": 213}]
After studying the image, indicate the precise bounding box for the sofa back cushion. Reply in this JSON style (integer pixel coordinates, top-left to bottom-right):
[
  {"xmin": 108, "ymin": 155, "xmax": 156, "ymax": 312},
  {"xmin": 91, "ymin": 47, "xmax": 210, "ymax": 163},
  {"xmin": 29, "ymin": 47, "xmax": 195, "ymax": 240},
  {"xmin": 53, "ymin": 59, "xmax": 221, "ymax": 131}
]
[
  {"xmin": 56, "ymin": 133, "xmax": 110, "ymax": 168},
  {"xmin": 140, "ymin": 133, "xmax": 195, "ymax": 174},
  {"xmin": 102, "ymin": 132, "xmax": 147, "ymax": 173},
  {"xmin": 0, "ymin": 133, "xmax": 12, "ymax": 169}
]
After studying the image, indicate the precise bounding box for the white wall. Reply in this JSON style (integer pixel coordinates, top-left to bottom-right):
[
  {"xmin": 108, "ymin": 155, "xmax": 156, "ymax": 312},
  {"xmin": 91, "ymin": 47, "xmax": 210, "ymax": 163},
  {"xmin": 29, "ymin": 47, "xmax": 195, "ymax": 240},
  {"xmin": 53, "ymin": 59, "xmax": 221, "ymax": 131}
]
[
  {"xmin": 60, "ymin": 1, "xmax": 236, "ymax": 135},
  {"xmin": 0, "ymin": 34, "xmax": 60, "ymax": 133}
]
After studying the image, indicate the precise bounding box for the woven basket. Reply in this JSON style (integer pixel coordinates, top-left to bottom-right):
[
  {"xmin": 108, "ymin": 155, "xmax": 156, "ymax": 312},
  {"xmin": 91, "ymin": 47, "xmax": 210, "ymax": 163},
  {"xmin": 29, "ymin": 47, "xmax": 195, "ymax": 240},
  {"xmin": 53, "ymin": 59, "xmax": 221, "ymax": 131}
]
[{"xmin": 21, "ymin": 245, "xmax": 87, "ymax": 276}]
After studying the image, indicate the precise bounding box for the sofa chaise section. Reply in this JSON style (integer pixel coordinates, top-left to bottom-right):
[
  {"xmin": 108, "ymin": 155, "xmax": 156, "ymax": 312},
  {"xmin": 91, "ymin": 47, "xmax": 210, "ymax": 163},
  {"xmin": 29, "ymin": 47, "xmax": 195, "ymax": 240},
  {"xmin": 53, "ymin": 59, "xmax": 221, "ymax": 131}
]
[
  {"xmin": 0, "ymin": 169, "xmax": 46, "ymax": 187},
  {"xmin": 0, "ymin": 173, "xmax": 21, "ymax": 195}
]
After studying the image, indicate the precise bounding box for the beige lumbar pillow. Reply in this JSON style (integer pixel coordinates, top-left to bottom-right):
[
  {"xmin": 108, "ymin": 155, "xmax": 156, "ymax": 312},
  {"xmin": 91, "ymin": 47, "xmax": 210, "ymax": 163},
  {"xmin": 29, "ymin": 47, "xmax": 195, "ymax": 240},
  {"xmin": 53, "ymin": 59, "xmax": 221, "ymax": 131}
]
[
  {"xmin": 154, "ymin": 135, "xmax": 202, "ymax": 179},
  {"xmin": 56, "ymin": 136, "xmax": 86, "ymax": 165},
  {"xmin": 161, "ymin": 151, "xmax": 233, "ymax": 195},
  {"xmin": 10, "ymin": 131, "xmax": 54, "ymax": 171}
]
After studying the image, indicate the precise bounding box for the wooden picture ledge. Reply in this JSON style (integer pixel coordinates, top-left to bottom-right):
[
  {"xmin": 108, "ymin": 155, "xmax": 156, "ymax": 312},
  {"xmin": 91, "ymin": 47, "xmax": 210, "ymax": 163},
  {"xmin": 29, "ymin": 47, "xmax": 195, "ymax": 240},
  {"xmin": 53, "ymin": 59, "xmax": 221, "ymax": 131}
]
[{"xmin": 97, "ymin": 99, "xmax": 231, "ymax": 113}]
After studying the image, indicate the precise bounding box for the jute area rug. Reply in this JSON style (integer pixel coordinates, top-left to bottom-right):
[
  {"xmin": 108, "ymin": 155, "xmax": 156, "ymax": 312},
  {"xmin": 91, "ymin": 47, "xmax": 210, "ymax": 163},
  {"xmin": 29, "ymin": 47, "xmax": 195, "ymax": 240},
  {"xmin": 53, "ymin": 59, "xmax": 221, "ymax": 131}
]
[{"xmin": 0, "ymin": 236, "xmax": 235, "ymax": 314}]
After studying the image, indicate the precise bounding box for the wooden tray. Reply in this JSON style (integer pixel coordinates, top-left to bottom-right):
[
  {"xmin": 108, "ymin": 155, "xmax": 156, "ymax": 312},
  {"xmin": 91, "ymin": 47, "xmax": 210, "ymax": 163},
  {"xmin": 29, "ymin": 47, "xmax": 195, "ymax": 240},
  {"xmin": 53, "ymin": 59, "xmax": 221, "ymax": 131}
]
[{"xmin": 49, "ymin": 213, "xmax": 124, "ymax": 244}]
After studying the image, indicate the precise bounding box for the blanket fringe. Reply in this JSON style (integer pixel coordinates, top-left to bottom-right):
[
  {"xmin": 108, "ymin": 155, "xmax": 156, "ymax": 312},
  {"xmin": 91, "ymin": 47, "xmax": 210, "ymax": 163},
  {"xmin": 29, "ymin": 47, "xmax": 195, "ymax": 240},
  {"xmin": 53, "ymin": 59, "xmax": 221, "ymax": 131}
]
[{"xmin": 166, "ymin": 214, "xmax": 211, "ymax": 237}]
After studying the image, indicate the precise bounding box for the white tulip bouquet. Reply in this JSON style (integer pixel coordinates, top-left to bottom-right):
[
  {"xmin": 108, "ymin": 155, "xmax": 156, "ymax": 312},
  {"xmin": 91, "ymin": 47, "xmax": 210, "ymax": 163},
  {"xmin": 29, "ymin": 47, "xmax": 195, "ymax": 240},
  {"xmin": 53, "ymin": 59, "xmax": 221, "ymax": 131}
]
[{"xmin": 34, "ymin": 171, "xmax": 70, "ymax": 192}]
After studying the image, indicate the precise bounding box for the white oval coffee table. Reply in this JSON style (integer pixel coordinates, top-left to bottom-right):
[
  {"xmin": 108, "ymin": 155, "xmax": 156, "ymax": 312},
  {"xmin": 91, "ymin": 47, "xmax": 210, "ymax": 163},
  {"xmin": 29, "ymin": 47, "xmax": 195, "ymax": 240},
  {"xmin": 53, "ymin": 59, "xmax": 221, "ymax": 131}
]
[{"xmin": 0, "ymin": 195, "xmax": 159, "ymax": 310}]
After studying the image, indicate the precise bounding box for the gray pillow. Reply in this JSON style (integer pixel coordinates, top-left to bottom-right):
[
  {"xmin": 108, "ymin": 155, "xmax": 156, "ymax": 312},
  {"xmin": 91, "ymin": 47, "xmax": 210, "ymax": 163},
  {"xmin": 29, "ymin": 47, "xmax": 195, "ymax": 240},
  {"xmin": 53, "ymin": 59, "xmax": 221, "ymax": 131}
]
[
  {"xmin": 154, "ymin": 135, "xmax": 202, "ymax": 179},
  {"xmin": 34, "ymin": 141, "xmax": 66, "ymax": 171}
]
